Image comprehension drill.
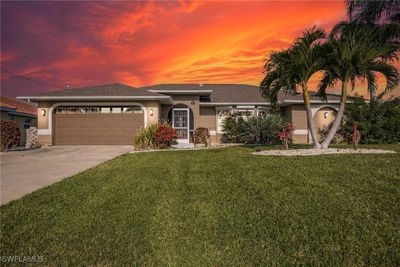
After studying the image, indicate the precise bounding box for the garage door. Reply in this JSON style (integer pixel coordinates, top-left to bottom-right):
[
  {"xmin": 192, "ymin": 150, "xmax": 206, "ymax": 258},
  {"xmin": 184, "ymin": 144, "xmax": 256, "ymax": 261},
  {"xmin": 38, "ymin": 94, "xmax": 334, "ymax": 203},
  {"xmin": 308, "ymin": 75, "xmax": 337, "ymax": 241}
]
[{"xmin": 54, "ymin": 106, "xmax": 144, "ymax": 145}]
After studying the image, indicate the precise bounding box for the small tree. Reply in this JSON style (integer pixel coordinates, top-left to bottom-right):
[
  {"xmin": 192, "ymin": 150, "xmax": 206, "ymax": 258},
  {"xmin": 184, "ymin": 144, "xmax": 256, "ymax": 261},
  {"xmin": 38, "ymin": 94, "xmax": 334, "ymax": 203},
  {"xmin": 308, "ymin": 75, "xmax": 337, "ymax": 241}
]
[
  {"xmin": 261, "ymin": 27, "xmax": 327, "ymax": 149},
  {"xmin": 277, "ymin": 123, "xmax": 295, "ymax": 150}
]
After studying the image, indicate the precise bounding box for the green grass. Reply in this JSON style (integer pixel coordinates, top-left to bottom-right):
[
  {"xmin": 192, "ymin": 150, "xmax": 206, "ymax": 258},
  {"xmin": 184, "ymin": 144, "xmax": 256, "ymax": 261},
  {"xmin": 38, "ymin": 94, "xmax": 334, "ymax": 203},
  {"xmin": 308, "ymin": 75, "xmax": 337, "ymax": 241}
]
[{"xmin": 1, "ymin": 144, "xmax": 400, "ymax": 266}]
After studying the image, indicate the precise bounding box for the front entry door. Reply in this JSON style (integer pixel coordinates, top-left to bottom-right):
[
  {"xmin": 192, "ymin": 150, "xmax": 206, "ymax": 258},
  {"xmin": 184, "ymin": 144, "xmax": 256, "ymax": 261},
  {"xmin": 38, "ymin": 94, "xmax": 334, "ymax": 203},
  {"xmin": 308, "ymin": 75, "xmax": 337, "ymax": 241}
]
[{"xmin": 173, "ymin": 108, "xmax": 189, "ymax": 143}]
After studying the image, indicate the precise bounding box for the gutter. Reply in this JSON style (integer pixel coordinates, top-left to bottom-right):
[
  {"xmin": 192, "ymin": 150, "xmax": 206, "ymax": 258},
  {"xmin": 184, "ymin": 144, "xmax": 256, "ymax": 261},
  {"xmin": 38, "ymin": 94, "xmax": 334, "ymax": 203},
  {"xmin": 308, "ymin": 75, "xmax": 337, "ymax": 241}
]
[
  {"xmin": 148, "ymin": 90, "xmax": 213, "ymax": 95},
  {"xmin": 17, "ymin": 95, "xmax": 174, "ymax": 105},
  {"xmin": 199, "ymin": 102, "xmax": 270, "ymax": 106}
]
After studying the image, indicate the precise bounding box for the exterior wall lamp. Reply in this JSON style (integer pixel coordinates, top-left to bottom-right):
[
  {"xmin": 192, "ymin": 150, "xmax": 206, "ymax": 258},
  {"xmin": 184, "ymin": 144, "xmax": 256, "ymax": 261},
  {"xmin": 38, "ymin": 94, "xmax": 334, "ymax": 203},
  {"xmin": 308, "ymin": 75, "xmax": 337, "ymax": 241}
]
[
  {"xmin": 41, "ymin": 109, "xmax": 46, "ymax": 116},
  {"xmin": 149, "ymin": 108, "xmax": 154, "ymax": 117},
  {"xmin": 324, "ymin": 112, "xmax": 328, "ymax": 119}
]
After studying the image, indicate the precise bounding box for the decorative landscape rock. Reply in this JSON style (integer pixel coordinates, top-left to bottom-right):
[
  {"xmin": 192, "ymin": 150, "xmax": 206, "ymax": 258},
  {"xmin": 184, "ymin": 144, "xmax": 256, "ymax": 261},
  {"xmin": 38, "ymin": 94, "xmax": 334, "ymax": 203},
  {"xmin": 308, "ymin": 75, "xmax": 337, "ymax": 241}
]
[
  {"xmin": 253, "ymin": 148, "xmax": 397, "ymax": 157},
  {"xmin": 25, "ymin": 128, "xmax": 41, "ymax": 149}
]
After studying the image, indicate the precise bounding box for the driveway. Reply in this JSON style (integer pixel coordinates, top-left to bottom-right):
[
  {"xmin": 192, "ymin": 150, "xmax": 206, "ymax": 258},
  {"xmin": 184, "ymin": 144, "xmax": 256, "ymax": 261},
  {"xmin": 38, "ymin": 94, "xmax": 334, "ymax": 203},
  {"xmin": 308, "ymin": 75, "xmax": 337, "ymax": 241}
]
[{"xmin": 0, "ymin": 145, "xmax": 133, "ymax": 205}]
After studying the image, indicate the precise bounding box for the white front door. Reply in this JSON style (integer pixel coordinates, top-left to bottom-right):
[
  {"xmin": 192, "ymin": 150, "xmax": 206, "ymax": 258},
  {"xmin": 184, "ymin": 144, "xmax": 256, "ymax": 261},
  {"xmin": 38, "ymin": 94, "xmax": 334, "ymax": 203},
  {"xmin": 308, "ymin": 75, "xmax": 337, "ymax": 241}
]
[{"xmin": 173, "ymin": 108, "xmax": 190, "ymax": 143}]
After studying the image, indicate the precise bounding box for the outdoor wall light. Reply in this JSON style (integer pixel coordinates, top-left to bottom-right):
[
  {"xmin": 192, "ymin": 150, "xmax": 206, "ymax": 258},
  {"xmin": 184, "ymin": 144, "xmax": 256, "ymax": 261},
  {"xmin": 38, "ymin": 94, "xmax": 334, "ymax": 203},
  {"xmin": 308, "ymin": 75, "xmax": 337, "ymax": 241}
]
[
  {"xmin": 150, "ymin": 108, "xmax": 154, "ymax": 117},
  {"xmin": 324, "ymin": 112, "xmax": 328, "ymax": 119},
  {"xmin": 41, "ymin": 109, "xmax": 46, "ymax": 116}
]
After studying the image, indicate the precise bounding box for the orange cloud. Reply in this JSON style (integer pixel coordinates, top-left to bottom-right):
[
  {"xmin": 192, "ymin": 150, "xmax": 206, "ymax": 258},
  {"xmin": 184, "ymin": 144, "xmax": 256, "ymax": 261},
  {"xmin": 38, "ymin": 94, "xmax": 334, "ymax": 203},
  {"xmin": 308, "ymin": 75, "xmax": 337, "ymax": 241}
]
[{"xmin": 2, "ymin": 0, "xmax": 398, "ymax": 98}]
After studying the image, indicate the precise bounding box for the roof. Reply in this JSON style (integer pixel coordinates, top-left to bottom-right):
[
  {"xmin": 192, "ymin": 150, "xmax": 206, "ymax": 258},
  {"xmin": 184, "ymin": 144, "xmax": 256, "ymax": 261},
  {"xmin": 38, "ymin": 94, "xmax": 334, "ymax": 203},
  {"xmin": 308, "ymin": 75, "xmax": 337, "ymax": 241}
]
[
  {"xmin": 31, "ymin": 83, "xmax": 163, "ymax": 97},
  {"xmin": 18, "ymin": 83, "xmax": 173, "ymax": 104},
  {"xmin": 278, "ymin": 91, "xmax": 343, "ymax": 105},
  {"xmin": 140, "ymin": 84, "xmax": 267, "ymax": 104},
  {"xmin": 0, "ymin": 95, "xmax": 37, "ymax": 116},
  {"xmin": 17, "ymin": 82, "xmax": 343, "ymax": 106}
]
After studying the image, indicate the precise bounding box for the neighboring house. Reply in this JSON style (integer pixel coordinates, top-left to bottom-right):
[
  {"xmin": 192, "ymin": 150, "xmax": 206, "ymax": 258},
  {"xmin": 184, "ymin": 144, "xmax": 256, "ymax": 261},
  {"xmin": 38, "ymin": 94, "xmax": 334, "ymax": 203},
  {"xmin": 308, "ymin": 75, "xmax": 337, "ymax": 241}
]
[
  {"xmin": 0, "ymin": 95, "xmax": 38, "ymax": 146},
  {"xmin": 18, "ymin": 83, "xmax": 341, "ymax": 146}
]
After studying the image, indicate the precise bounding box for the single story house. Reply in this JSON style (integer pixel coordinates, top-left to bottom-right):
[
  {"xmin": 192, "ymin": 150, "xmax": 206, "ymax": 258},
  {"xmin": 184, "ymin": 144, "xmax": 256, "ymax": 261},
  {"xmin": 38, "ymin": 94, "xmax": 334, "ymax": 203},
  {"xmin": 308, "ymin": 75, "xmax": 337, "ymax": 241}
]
[
  {"xmin": 0, "ymin": 95, "xmax": 38, "ymax": 146},
  {"xmin": 18, "ymin": 83, "xmax": 341, "ymax": 146}
]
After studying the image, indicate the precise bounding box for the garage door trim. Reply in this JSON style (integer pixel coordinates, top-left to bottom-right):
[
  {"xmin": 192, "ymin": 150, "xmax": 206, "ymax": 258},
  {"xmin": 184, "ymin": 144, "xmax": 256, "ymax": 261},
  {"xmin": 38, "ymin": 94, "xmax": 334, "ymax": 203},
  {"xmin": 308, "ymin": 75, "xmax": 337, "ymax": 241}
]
[{"xmin": 37, "ymin": 101, "xmax": 148, "ymax": 136}]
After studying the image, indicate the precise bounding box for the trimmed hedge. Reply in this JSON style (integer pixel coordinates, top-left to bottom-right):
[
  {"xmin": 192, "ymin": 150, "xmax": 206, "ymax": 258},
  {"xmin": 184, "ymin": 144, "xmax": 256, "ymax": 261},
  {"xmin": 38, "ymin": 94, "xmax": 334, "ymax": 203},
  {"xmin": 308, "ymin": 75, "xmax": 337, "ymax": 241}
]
[
  {"xmin": 1, "ymin": 120, "xmax": 20, "ymax": 151},
  {"xmin": 194, "ymin": 127, "xmax": 210, "ymax": 146}
]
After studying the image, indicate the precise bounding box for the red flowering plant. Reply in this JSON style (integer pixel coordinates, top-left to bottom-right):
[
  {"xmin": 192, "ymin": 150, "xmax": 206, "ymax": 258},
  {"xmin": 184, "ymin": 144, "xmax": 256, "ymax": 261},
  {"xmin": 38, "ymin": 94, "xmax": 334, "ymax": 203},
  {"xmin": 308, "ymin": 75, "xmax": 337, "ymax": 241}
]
[
  {"xmin": 276, "ymin": 123, "xmax": 295, "ymax": 150},
  {"xmin": 155, "ymin": 122, "xmax": 178, "ymax": 149}
]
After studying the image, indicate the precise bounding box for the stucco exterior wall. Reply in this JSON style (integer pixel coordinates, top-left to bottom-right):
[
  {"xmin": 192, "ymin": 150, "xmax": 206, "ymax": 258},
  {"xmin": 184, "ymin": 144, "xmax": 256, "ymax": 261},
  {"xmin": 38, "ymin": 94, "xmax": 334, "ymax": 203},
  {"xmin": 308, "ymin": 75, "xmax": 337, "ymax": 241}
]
[
  {"xmin": 144, "ymin": 101, "xmax": 161, "ymax": 124},
  {"xmin": 198, "ymin": 107, "xmax": 216, "ymax": 131},
  {"xmin": 284, "ymin": 104, "xmax": 309, "ymax": 144},
  {"xmin": 313, "ymin": 107, "xmax": 336, "ymax": 134}
]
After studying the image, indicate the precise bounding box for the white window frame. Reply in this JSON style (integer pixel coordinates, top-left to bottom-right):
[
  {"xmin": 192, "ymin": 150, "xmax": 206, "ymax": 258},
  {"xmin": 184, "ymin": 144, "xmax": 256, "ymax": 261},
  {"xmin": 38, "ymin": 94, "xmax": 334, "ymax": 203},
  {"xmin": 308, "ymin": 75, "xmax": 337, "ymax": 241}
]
[
  {"xmin": 257, "ymin": 106, "xmax": 270, "ymax": 116},
  {"xmin": 215, "ymin": 106, "xmax": 233, "ymax": 134}
]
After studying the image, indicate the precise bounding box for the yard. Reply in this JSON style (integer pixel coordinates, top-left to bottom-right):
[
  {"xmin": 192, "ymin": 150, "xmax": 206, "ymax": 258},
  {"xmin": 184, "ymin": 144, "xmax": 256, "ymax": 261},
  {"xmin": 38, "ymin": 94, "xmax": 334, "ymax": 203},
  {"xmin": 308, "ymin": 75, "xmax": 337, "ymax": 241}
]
[{"xmin": 1, "ymin": 144, "xmax": 399, "ymax": 266}]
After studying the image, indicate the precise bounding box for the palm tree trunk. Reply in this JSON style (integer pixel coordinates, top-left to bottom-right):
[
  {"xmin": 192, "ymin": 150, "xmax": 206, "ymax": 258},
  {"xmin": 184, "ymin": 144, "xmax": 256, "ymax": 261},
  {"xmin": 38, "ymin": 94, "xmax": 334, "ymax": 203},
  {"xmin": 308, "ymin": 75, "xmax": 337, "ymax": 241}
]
[
  {"xmin": 302, "ymin": 86, "xmax": 321, "ymax": 149},
  {"xmin": 321, "ymin": 81, "xmax": 347, "ymax": 149}
]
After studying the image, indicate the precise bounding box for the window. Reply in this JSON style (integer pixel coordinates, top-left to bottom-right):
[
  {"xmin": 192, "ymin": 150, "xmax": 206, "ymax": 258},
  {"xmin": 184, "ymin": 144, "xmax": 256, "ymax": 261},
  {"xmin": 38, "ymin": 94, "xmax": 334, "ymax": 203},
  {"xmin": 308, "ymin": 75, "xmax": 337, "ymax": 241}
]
[
  {"xmin": 100, "ymin": 107, "xmax": 111, "ymax": 113},
  {"xmin": 111, "ymin": 107, "xmax": 122, "ymax": 113},
  {"xmin": 79, "ymin": 107, "xmax": 91, "ymax": 113},
  {"xmin": 55, "ymin": 106, "xmax": 143, "ymax": 114},
  {"xmin": 133, "ymin": 106, "xmax": 144, "ymax": 114},
  {"xmin": 68, "ymin": 107, "xmax": 79, "ymax": 113},
  {"xmin": 24, "ymin": 119, "xmax": 31, "ymax": 129},
  {"xmin": 216, "ymin": 109, "xmax": 232, "ymax": 133},
  {"xmin": 57, "ymin": 107, "xmax": 68, "ymax": 114},
  {"xmin": 236, "ymin": 106, "xmax": 255, "ymax": 118},
  {"xmin": 123, "ymin": 107, "xmax": 134, "ymax": 113},
  {"xmin": 257, "ymin": 107, "xmax": 270, "ymax": 116},
  {"xmin": 200, "ymin": 95, "xmax": 211, "ymax": 102}
]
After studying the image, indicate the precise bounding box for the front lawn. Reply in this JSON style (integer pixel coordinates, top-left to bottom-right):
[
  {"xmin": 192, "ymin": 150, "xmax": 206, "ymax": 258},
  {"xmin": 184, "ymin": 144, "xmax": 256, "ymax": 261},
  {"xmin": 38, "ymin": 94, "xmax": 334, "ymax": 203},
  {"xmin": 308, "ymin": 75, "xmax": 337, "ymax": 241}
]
[{"xmin": 1, "ymin": 145, "xmax": 399, "ymax": 266}]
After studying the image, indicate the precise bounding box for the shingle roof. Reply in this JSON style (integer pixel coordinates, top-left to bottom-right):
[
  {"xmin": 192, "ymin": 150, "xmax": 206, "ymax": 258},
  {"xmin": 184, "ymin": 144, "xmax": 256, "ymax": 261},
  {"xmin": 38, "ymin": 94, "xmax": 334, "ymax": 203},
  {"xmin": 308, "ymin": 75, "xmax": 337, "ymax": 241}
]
[
  {"xmin": 279, "ymin": 92, "xmax": 342, "ymax": 103},
  {"xmin": 32, "ymin": 83, "xmax": 163, "ymax": 97},
  {"xmin": 140, "ymin": 84, "xmax": 267, "ymax": 103},
  {"xmin": 0, "ymin": 96, "xmax": 37, "ymax": 116},
  {"xmin": 20, "ymin": 82, "xmax": 342, "ymax": 105}
]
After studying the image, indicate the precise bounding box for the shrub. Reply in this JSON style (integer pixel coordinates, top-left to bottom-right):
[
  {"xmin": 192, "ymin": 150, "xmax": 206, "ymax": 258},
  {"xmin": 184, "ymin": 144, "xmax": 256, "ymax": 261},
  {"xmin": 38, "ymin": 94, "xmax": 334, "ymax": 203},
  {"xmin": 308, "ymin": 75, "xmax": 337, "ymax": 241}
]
[
  {"xmin": 0, "ymin": 120, "xmax": 20, "ymax": 151},
  {"xmin": 222, "ymin": 113, "xmax": 289, "ymax": 145},
  {"xmin": 133, "ymin": 123, "xmax": 158, "ymax": 150},
  {"xmin": 342, "ymin": 95, "xmax": 400, "ymax": 144},
  {"xmin": 194, "ymin": 127, "xmax": 210, "ymax": 146},
  {"xmin": 277, "ymin": 123, "xmax": 295, "ymax": 150},
  {"xmin": 155, "ymin": 122, "xmax": 177, "ymax": 148},
  {"xmin": 318, "ymin": 122, "xmax": 345, "ymax": 144}
]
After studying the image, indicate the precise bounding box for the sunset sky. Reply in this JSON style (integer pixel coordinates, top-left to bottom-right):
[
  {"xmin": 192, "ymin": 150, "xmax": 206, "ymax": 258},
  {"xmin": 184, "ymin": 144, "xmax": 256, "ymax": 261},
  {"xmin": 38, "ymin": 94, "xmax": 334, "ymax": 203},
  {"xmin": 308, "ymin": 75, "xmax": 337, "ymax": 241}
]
[{"xmin": 1, "ymin": 1, "xmax": 397, "ymax": 98}]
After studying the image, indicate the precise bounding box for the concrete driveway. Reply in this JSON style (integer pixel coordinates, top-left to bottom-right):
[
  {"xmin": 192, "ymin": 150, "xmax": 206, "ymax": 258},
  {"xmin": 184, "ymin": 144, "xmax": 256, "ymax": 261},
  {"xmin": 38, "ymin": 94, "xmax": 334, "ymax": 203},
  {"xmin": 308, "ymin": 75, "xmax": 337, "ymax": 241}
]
[{"xmin": 0, "ymin": 145, "xmax": 133, "ymax": 205}]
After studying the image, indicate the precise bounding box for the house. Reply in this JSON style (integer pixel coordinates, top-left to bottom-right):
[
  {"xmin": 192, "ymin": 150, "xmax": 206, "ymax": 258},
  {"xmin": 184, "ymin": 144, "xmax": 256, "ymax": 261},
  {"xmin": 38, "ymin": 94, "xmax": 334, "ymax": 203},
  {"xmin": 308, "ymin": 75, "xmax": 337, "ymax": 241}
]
[
  {"xmin": 0, "ymin": 95, "xmax": 38, "ymax": 146},
  {"xmin": 17, "ymin": 83, "xmax": 341, "ymax": 146}
]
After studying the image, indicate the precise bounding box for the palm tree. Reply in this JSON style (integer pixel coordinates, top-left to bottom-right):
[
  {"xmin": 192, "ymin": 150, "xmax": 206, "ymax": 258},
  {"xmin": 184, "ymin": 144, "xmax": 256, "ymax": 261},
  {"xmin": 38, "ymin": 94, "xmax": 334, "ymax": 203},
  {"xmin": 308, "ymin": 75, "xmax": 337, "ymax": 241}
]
[
  {"xmin": 318, "ymin": 22, "xmax": 400, "ymax": 149},
  {"xmin": 347, "ymin": 0, "xmax": 400, "ymax": 23},
  {"xmin": 260, "ymin": 27, "xmax": 327, "ymax": 149},
  {"xmin": 330, "ymin": 21, "xmax": 400, "ymax": 100}
]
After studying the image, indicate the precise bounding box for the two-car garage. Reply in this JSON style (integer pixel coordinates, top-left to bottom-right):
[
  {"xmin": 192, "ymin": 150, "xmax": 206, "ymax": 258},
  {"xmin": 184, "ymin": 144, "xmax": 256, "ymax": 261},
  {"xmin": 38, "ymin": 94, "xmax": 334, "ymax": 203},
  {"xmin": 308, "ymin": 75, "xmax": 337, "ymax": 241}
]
[{"xmin": 53, "ymin": 106, "xmax": 144, "ymax": 145}]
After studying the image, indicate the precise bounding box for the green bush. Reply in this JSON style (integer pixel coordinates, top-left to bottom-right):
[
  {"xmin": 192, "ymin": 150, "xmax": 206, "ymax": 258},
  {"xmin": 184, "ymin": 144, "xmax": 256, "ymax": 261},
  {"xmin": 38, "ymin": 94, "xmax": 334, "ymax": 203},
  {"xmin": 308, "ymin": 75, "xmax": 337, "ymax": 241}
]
[
  {"xmin": 133, "ymin": 123, "xmax": 158, "ymax": 150},
  {"xmin": 222, "ymin": 113, "xmax": 289, "ymax": 145},
  {"xmin": 342, "ymin": 95, "xmax": 400, "ymax": 144},
  {"xmin": 134, "ymin": 122, "xmax": 177, "ymax": 150},
  {"xmin": 194, "ymin": 127, "xmax": 210, "ymax": 146},
  {"xmin": 0, "ymin": 120, "xmax": 20, "ymax": 151}
]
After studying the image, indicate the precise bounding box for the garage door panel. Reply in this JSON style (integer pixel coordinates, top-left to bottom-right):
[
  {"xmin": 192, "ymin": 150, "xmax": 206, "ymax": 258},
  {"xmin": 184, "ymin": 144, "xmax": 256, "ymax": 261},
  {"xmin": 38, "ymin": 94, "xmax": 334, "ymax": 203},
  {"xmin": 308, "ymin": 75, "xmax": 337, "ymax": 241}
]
[{"xmin": 54, "ymin": 113, "xmax": 144, "ymax": 145}]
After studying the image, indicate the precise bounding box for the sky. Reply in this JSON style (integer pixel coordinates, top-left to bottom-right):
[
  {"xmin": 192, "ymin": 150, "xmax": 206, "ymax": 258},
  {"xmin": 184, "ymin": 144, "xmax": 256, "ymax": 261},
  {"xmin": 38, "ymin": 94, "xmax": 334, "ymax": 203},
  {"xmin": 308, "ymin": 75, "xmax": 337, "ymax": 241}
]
[{"xmin": 1, "ymin": 0, "xmax": 398, "ymax": 98}]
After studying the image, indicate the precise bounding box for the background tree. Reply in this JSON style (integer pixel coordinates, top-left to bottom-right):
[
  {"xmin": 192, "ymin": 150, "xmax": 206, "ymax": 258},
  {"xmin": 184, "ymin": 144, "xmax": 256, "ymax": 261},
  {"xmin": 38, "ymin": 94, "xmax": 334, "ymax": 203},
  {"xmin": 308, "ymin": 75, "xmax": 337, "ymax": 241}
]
[{"xmin": 260, "ymin": 28, "xmax": 326, "ymax": 149}]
